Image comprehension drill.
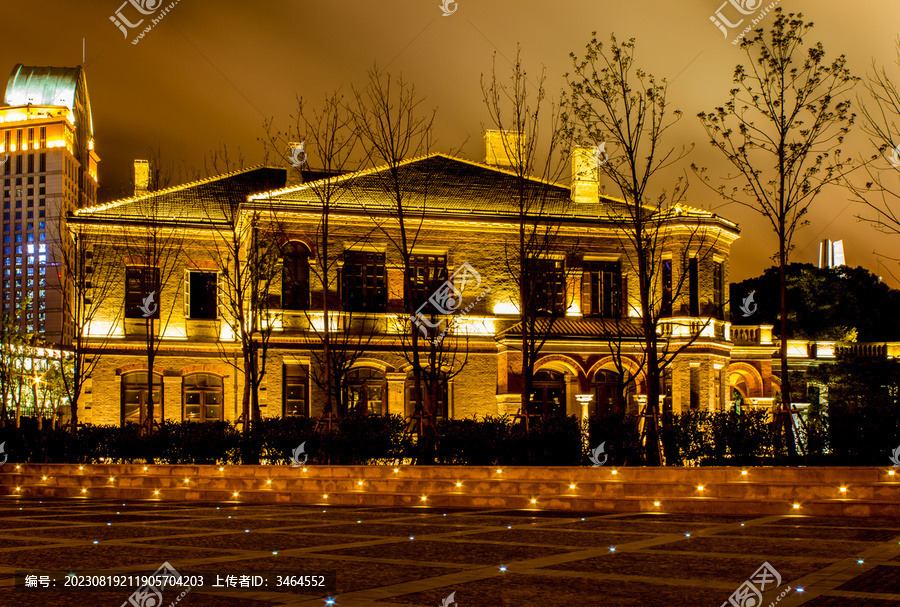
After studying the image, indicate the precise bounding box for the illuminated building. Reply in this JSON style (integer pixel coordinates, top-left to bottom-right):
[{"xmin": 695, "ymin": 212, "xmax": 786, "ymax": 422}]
[
  {"xmin": 70, "ymin": 132, "xmax": 748, "ymax": 426},
  {"xmin": 818, "ymin": 238, "xmax": 845, "ymax": 269},
  {"xmin": 0, "ymin": 64, "xmax": 99, "ymax": 345}
]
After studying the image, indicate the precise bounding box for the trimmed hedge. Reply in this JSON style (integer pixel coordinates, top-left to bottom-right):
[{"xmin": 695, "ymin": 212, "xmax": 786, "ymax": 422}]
[{"xmin": 0, "ymin": 405, "xmax": 890, "ymax": 466}]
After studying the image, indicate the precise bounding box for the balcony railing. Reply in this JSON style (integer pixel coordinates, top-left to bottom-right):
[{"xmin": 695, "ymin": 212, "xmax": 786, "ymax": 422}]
[{"xmin": 731, "ymin": 325, "xmax": 898, "ymax": 360}]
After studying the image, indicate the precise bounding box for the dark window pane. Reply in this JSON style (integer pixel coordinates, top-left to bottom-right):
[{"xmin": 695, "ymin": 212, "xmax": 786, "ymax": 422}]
[
  {"xmin": 529, "ymin": 258, "xmax": 565, "ymax": 316},
  {"xmin": 584, "ymin": 261, "xmax": 621, "ymax": 318},
  {"xmin": 661, "ymin": 261, "xmax": 673, "ymax": 317},
  {"xmin": 282, "ymin": 242, "xmax": 310, "ymax": 310},
  {"xmin": 189, "ymin": 271, "xmax": 217, "ymax": 319},
  {"xmin": 125, "ymin": 266, "xmax": 160, "ymax": 319},
  {"xmin": 284, "ymin": 364, "xmax": 309, "ymax": 417},
  {"xmin": 689, "ymin": 258, "xmax": 699, "ymax": 316},
  {"xmin": 408, "ymin": 254, "xmax": 447, "ymax": 309},
  {"xmin": 342, "ymin": 251, "xmax": 386, "ymax": 312}
]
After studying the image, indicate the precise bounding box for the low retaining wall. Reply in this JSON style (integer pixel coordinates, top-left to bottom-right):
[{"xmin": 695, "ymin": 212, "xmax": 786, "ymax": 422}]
[{"xmin": 2, "ymin": 464, "xmax": 899, "ymax": 518}]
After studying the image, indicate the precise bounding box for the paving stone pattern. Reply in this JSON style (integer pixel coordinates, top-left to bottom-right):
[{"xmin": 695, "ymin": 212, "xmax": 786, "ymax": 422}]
[{"xmin": 0, "ymin": 498, "xmax": 898, "ymax": 606}]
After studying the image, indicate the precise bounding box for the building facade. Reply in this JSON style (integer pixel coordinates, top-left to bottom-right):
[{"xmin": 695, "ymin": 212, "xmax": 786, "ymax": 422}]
[
  {"xmin": 0, "ymin": 64, "xmax": 99, "ymax": 345},
  {"xmin": 67, "ymin": 139, "xmax": 754, "ymax": 426}
]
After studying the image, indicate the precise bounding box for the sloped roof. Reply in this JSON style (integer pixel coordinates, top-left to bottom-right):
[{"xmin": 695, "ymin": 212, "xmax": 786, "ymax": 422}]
[
  {"xmin": 73, "ymin": 166, "xmax": 287, "ymax": 224},
  {"xmin": 497, "ymin": 317, "xmax": 645, "ymax": 340},
  {"xmin": 253, "ymin": 153, "xmax": 610, "ymax": 219}
]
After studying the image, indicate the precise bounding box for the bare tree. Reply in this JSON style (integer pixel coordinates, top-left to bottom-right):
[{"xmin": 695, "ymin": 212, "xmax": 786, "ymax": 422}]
[
  {"xmin": 850, "ymin": 39, "xmax": 900, "ymax": 282},
  {"xmin": 122, "ymin": 186, "xmax": 185, "ymax": 434},
  {"xmin": 262, "ymin": 93, "xmax": 384, "ymax": 427},
  {"xmin": 201, "ymin": 148, "xmax": 282, "ymax": 448},
  {"xmin": 567, "ymin": 34, "xmax": 725, "ymax": 464},
  {"xmin": 404, "ymin": 262, "xmax": 476, "ymax": 439},
  {"xmin": 698, "ymin": 9, "xmax": 857, "ymax": 456},
  {"xmin": 481, "ymin": 50, "xmax": 575, "ymax": 431},
  {"xmin": 349, "ymin": 67, "xmax": 438, "ymax": 437},
  {"xmin": 51, "ymin": 210, "xmax": 123, "ymax": 430}
]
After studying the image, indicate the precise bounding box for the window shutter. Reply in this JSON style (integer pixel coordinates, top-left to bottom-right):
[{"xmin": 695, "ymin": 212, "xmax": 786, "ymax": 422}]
[
  {"xmin": 212, "ymin": 272, "xmax": 221, "ymax": 320},
  {"xmin": 184, "ymin": 271, "xmax": 190, "ymax": 318},
  {"xmin": 620, "ymin": 273, "xmax": 628, "ymax": 318},
  {"xmin": 581, "ymin": 270, "xmax": 592, "ymax": 317}
]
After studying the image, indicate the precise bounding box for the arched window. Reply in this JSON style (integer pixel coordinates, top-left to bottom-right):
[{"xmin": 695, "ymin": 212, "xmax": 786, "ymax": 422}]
[
  {"xmin": 528, "ymin": 370, "xmax": 566, "ymax": 417},
  {"xmin": 406, "ymin": 372, "xmax": 449, "ymax": 420},
  {"xmin": 591, "ymin": 370, "xmax": 633, "ymax": 417},
  {"xmin": 344, "ymin": 368, "xmax": 385, "ymax": 416},
  {"xmin": 282, "ymin": 241, "xmax": 310, "ymax": 310},
  {"xmin": 121, "ymin": 371, "xmax": 163, "ymax": 426},
  {"xmin": 183, "ymin": 373, "xmax": 224, "ymax": 422}
]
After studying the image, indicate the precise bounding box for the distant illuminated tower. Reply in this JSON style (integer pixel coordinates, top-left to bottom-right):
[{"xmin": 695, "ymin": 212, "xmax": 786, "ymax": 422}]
[
  {"xmin": 0, "ymin": 64, "xmax": 100, "ymax": 345},
  {"xmin": 818, "ymin": 239, "xmax": 845, "ymax": 269}
]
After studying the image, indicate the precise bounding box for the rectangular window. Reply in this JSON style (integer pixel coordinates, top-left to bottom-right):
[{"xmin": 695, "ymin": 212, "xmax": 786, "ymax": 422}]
[
  {"xmin": 125, "ymin": 266, "xmax": 160, "ymax": 319},
  {"xmin": 185, "ymin": 271, "xmax": 218, "ymax": 319},
  {"xmin": 284, "ymin": 364, "xmax": 309, "ymax": 417},
  {"xmin": 688, "ymin": 258, "xmax": 699, "ymax": 317},
  {"xmin": 39, "ymin": 127, "xmax": 46, "ymax": 148},
  {"xmin": 27, "ymin": 128, "xmax": 33, "ymax": 150},
  {"xmin": 408, "ymin": 254, "xmax": 447, "ymax": 309},
  {"xmin": 341, "ymin": 250, "xmax": 386, "ymax": 312},
  {"xmin": 582, "ymin": 261, "xmax": 622, "ymax": 318},
  {"xmin": 39, "ymin": 153, "xmax": 45, "ymax": 173},
  {"xmin": 529, "ymin": 257, "xmax": 566, "ymax": 316},
  {"xmin": 713, "ymin": 260, "xmax": 724, "ymax": 320}
]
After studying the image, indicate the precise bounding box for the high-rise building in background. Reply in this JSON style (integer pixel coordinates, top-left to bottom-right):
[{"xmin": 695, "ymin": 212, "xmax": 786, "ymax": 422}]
[
  {"xmin": 0, "ymin": 64, "xmax": 99, "ymax": 345},
  {"xmin": 818, "ymin": 238, "xmax": 845, "ymax": 269}
]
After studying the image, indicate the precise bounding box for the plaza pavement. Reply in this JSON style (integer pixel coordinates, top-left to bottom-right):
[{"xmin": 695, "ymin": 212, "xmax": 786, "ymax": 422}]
[{"xmin": 0, "ymin": 497, "xmax": 899, "ymax": 606}]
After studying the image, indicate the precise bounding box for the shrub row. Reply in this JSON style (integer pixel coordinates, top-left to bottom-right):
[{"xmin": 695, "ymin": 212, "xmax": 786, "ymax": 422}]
[{"xmin": 1, "ymin": 407, "xmax": 895, "ymax": 466}]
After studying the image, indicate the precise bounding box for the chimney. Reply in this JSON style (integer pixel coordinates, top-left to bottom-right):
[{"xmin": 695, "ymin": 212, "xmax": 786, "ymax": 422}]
[
  {"xmin": 484, "ymin": 130, "xmax": 526, "ymax": 169},
  {"xmin": 571, "ymin": 146, "xmax": 602, "ymax": 204},
  {"xmin": 134, "ymin": 159, "xmax": 150, "ymax": 195}
]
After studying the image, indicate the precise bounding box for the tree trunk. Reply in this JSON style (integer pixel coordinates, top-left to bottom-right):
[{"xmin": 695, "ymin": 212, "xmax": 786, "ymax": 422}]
[
  {"xmin": 778, "ymin": 245, "xmax": 797, "ymax": 457},
  {"xmin": 146, "ymin": 317, "xmax": 156, "ymax": 436}
]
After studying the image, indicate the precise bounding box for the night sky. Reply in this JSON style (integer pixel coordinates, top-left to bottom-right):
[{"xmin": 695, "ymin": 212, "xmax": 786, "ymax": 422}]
[{"xmin": 2, "ymin": 0, "xmax": 899, "ymax": 285}]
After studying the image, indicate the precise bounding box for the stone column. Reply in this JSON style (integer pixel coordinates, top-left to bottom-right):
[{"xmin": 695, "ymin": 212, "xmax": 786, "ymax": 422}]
[{"xmin": 565, "ymin": 372, "xmax": 579, "ymax": 417}]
